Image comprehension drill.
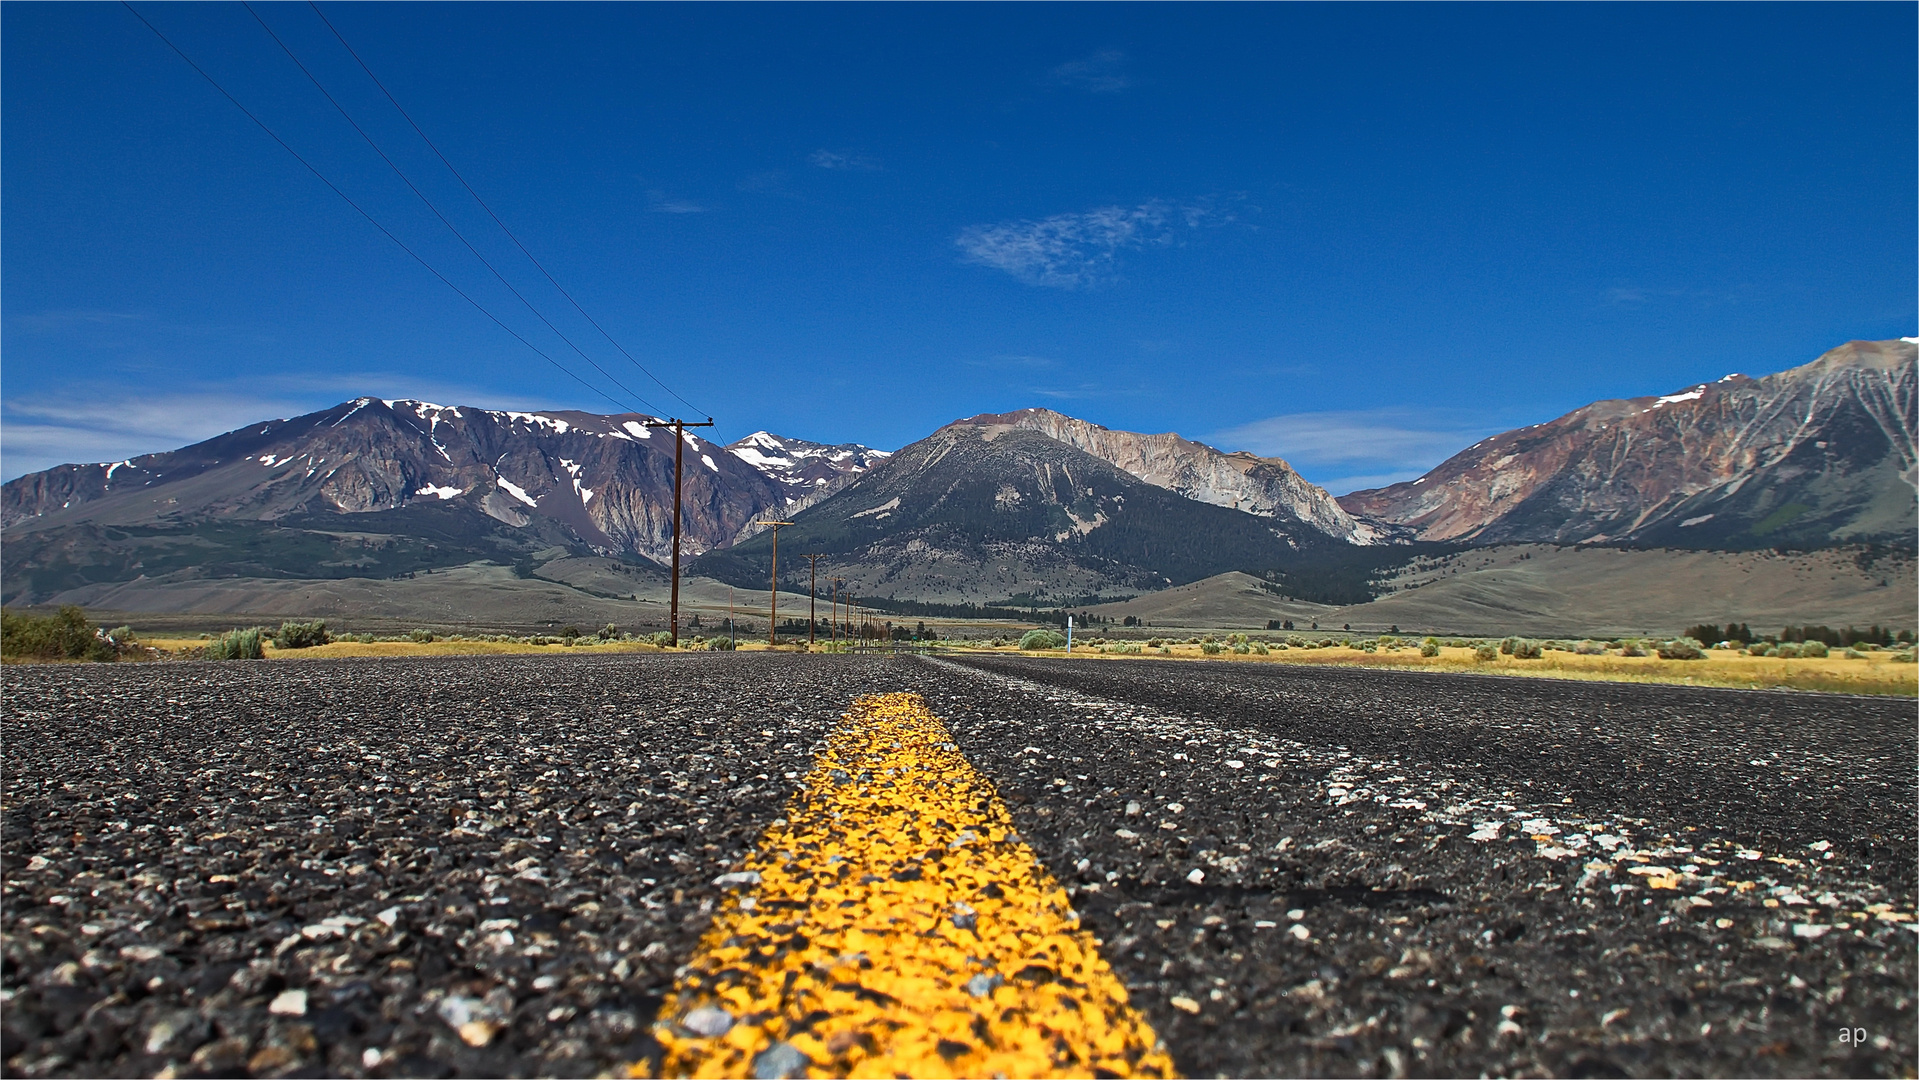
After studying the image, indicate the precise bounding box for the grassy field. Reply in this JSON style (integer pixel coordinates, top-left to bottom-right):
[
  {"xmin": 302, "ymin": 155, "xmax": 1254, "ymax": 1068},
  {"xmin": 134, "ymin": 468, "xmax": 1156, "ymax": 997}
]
[
  {"xmin": 962, "ymin": 641, "xmax": 1919, "ymax": 696},
  {"xmin": 21, "ymin": 632, "xmax": 1915, "ymax": 696}
]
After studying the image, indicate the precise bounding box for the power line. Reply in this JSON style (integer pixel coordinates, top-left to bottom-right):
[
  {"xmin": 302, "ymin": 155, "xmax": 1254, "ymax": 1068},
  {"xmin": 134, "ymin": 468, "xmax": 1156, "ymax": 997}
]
[
  {"xmin": 239, "ymin": 2, "xmax": 663, "ymax": 418},
  {"xmin": 121, "ymin": 2, "xmax": 645, "ymax": 416},
  {"xmin": 306, "ymin": 1, "xmax": 705, "ymax": 418}
]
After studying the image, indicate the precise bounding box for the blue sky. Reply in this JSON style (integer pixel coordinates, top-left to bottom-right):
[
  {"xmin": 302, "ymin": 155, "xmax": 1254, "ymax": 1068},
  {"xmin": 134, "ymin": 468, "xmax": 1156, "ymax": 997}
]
[{"xmin": 4, "ymin": 2, "xmax": 1913, "ymax": 492}]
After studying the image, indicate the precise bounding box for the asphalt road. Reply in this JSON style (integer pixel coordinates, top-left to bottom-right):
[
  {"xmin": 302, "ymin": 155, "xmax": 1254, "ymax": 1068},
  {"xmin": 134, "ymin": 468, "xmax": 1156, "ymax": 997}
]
[{"xmin": 3, "ymin": 653, "xmax": 1913, "ymax": 1078}]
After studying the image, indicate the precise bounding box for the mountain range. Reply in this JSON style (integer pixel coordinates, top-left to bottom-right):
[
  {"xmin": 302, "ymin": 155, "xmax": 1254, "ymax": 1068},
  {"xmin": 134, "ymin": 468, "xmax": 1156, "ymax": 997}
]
[
  {"xmin": 1342, "ymin": 338, "xmax": 1916, "ymax": 549},
  {"xmin": 3, "ymin": 338, "xmax": 1913, "ymax": 616}
]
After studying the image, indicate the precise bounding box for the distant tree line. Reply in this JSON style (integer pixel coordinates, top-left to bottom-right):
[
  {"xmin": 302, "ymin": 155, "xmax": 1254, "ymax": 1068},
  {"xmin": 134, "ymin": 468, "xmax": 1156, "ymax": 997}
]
[{"xmin": 1684, "ymin": 622, "xmax": 1912, "ymax": 647}]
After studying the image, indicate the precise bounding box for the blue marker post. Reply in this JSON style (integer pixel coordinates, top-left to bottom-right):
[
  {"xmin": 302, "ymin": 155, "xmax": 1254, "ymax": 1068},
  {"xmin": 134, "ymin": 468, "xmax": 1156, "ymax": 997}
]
[{"xmin": 1066, "ymin": 615, "xmax": 1073, "ymax": 654}]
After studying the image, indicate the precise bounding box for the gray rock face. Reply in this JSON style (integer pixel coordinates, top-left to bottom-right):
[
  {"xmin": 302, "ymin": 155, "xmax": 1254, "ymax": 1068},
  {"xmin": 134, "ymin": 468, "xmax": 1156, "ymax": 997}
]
[
  {"xmin": 964, "ymin": 409, "xmax": 1378, "ymax": 544},
  {"xmin": 1339, "ymin": 339, "xmax": 1919, "ymax": 548}
]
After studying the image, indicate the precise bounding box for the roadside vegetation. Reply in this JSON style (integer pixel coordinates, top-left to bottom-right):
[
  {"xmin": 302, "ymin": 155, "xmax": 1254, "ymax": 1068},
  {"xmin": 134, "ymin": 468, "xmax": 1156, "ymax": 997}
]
[
  {"xmin": 9, "ymin": 605, "xmax": 1912, "ymax": 694},
  {"xmin": 966, "ymin": 631, "xmax": 1918, "ymax": 696},
  {"xmin": 0, "ymin": 606, "xmax": 140, "ymax": 662}
]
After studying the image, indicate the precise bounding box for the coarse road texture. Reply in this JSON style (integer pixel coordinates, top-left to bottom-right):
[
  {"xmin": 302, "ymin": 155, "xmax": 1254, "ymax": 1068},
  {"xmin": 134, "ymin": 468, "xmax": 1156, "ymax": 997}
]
[{"xmin": 3, "ymin": 654, "xmax": 1913, "ymax": 1079}]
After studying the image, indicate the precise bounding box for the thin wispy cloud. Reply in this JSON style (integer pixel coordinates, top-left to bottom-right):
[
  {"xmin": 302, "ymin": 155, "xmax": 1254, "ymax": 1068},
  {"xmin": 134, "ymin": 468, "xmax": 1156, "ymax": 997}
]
[
  {"xmin": 957, "ymin": 200, "xmax": 1211, "ymax": 288},
  {"xmin": 10, "ymin": 309, "xmax": 144, "ymax": 334},
  {"xmin": 1029, "ymin": 385, "xmax": 1108, "ymax": 400},
  {"xmin": 965, "ymin": 353, "xmax": 1057, "ymax": 370},
  {"xmin": 1049, "ymin": 50, "xmax": 1131, "ymax": 93},
  {"xmin": 2, "ymin": 391, "xmax": 318, "ymax": 479},
  {"xmin": 647, "ymin": 190, "xmax": 708, "ymax": 214},
  {"xmin": 1601, "ymin": 283, "xmax": 1752, "ymax": 308},
  {"xmin": 735, "ymin": 170, "xmax": 805, "ymax": 200},
  {"xmin": 1209, "ymin": 407, "xmax": 1509, "ymax": 496},
  {"xmin": 0, "ymin": 377, "xmax": 576, "ymax": 481},
  {"xmin": 809, "ymin": 149, "xmax": 881, "ymax": 171}
]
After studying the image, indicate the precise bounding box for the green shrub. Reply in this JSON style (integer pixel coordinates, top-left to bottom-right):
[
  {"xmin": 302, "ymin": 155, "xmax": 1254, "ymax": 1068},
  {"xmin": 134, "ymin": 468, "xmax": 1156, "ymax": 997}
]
[
  {"xmin": 1510, "ymin": 638, "xmax": 1543, "ymax": 660},
  {"xmin": 0, "ymin": 606, "xmax": 120, "ymax": 662},
  {"xmin": 1251, "ymin": 642, "xmax": 1269, "ymax": 655},
  {"xmin": 599, "ymin": 623, "xmax": 620, "ymax": 640},
  {"xmin": 1843, "ymin": 647, "xmax": 1865, "ymax": 659},
  {"xmin": 1231, "ymin": 642, "xmax": 1250, "ymax": 654},
  {"xmin": 1420, "ymin": 638, "xmax": 1441, "ymax": 657},
  {"xmin": 1473, "ymin": 642, "xmax": 1499, "ymax": 662},
  {"xmin": 1772, "ymin": 642, "xmax": 1802, "ymax": 659},
  {"xmin": 1799, "ymin": 640, "xmax": 1829, "ymax": 658},
  {"xmin": 1657, "ymin": 638, "xmax": 1706, "ymax": 660},
  {"xmin": 561, "ymin": 625, "xmax": 581, "ymax": 641},
  {"xmin": 206, "ymin": 628, "xmax": 265, "ymax": 661},
  {"xmin": 1573, "ymin": 639, "xmax": 1605, "ymax": 655},
  {"xmin": 274, "ymin": 620, "xmax": 331, "ymax": 649},
  {"xmin": 1200, "ymin": 640, "xmax": 1223, "ymax": 655},
  {"xmin": 1499, "ymin": 637, "xmax": 1519, "ymax": 655},
  {"xmin": 409, "ymin": 629, "xmax": 435, "ymax": 644},
  {"xmin": 1228, "ymin": 633, "xmax": 1248, "ymax": 645},
  {"xmin": 1890, "ymin": 651, "xmax": 1916, "ymax": 663},
  {"xmin": 1020, "ymin": 629, "xmax": 1067, "ymax": 650},
  {"xmin": 1618, "ymin": 640, "xmax": 1647, "ymax": 657},
  {"xmin": 1146, "ymin": 638, "xmax": 1165, "ymax": 648},
  {"xmin": 705, "ymin": 636, "xmax": 736, "ymax": 651},
  {"xmin": 647, "ymin": 631, "xmax": 675, "ymax": 647}
]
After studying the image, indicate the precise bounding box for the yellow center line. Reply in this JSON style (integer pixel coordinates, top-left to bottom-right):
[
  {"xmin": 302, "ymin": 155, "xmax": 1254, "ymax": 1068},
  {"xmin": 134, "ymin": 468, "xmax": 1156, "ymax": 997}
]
[{"xmin": 637, "ymin": 692, "xmax": 1176, "ymax": 1079}]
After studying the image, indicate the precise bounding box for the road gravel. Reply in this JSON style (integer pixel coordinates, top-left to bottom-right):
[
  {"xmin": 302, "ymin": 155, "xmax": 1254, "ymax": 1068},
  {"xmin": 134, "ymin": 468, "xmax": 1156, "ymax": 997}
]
[
  {"xmin": 926, "ymin": 654, "xmax": 1916, "ymax": 1078},
  {"xmin": 3, "ymin": 653, "xmax": 1912, "ymax": 1078}
]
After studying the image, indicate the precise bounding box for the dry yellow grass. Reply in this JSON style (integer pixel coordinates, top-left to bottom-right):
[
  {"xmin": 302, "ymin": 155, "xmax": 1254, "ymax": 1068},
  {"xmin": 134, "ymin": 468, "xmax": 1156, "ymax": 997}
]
[{"xmin": 969, "ymin": 642, "xmax": 1918, "ymax": 696}]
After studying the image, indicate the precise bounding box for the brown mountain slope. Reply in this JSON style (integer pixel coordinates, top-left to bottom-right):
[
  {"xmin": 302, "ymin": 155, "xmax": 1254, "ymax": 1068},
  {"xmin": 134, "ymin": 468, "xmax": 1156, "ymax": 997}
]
[
  {"xmin": 1080, "ymin": 545, "xmax": 1914, "ymax": 637},
  {"xmin": 1339, "ymin": 339, "xmax": 1917, "ymax": 548}
]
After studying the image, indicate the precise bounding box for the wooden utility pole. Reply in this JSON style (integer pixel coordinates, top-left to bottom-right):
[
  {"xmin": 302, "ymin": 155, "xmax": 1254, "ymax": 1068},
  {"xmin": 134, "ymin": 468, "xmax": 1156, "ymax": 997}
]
[
  {"xmin": 830, "ymin": 576, "xmax": 846, "ymax": 647},
  {"xmin": 644, "ymin": 417, "xmax": 714, "ymax": 647},
  {"xmin": 801, "ymin": 554, "xmax": 826, "ymax": 645},
  {"xmin": 755, "ymin": 520, "xmax": 795, "ymax": 646}
]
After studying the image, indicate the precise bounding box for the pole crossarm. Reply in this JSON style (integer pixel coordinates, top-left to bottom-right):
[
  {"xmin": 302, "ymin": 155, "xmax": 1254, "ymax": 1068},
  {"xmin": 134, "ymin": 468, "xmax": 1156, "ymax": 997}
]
[{"xmin": 645, "ymin": 418, "xmax": 715, "ymax": 647}]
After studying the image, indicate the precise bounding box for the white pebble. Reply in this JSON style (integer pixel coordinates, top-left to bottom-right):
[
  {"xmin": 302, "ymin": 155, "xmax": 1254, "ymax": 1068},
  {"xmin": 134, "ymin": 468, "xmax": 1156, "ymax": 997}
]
[{"xmin": 268, "ymin": 989, "xmax": 307, "ymax": 1016}]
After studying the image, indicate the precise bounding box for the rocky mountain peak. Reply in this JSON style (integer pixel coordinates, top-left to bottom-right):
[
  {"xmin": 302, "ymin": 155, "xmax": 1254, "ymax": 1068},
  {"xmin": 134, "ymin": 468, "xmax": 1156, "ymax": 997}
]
[
  {"xmin": 726, "ymin": 431, "xmax": 890, "ymax": 492},
  {"xmin": 724, "ymin": 432, "xmax": 890, "ymax": 542},
  {"xmin": 946, "ymin": 408, "xmax": 1381, "ymax": 544}
]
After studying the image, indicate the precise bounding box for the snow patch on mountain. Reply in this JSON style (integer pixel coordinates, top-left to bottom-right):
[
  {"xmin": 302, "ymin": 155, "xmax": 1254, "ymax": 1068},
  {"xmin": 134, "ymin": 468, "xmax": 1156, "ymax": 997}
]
[
  {"xmin": 495, "ymin": 476, "xmax": 539, "ymax": 507},
  {"xmin": 726, "ymin": 431, "xmax": 892, "ymax": 542}
]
